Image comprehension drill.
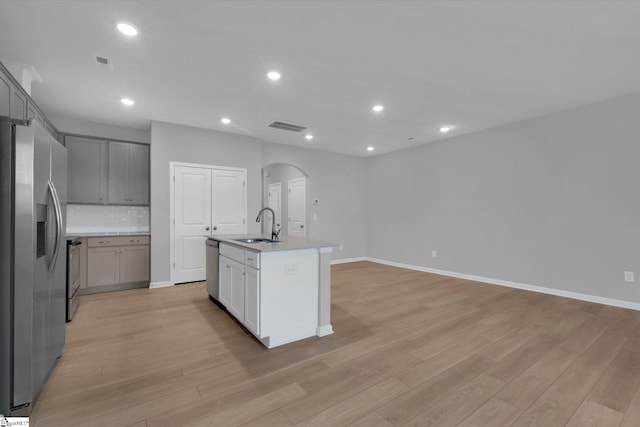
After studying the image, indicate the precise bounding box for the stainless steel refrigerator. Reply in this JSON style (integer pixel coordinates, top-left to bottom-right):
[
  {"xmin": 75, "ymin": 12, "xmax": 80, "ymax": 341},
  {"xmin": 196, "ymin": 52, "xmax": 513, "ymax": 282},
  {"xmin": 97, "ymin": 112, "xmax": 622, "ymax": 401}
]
[{"xmin": 0, "ymin": 116, "xmax": 67, "ymax": 416}]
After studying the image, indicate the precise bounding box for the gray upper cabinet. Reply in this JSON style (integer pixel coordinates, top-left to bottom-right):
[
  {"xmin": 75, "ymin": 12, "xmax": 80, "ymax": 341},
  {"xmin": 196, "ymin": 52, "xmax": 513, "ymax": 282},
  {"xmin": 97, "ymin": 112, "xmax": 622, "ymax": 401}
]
[
  {"xmin": 66, "ymin": 136, "xmax": 108, "ymax": 204},
  {"xmin": 108, "ymin": 141, "xmax": 149, "ymax": 205},
  {"xmin": 26, "ymin": 99, "xmax": 45, "ymax": 126},
  {"xmin": 10, "ymin": 81, "xmax": 27, "ymax": 120},
  {"xmin": 0, "ymin": 73, "xmax": 10, "ymax": 117},
  {"xmin": 128, "ymin": 143, "xmax": 150, "ymax": 205}
]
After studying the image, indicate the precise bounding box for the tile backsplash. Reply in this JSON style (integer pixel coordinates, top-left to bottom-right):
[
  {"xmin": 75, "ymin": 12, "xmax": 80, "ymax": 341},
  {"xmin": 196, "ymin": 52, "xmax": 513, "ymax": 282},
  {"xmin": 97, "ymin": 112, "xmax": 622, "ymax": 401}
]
[{"xmin": 67, "ymin": 204, "xmax": 149, "ymax": 233}]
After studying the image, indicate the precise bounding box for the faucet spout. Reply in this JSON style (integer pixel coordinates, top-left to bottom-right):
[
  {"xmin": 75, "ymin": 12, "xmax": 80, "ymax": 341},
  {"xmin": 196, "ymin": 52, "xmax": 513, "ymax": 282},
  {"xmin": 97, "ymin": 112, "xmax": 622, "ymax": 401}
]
[{"xmin": 255, "ymin": 207, "xmax": 280, "ymax": 241}]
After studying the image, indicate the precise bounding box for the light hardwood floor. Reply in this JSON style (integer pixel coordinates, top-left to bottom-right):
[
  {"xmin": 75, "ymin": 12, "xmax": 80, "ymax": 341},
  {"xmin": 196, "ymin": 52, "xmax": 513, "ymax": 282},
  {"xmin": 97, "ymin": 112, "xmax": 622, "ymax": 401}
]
[{"xmin": 31, "ymin": 261, "xmax": 640, "ymax": 426}]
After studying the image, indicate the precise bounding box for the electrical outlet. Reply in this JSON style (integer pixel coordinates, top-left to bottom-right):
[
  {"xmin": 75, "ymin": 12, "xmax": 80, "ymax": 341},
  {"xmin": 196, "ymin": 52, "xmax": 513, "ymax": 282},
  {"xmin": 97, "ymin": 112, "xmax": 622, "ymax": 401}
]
[
  {"xmin": 339, "ymin": 244, "xmax": 343, "ymax": 250},
  {"xmin": 313, "ymin": 213, "xmax": 318, "ymax": 220},
  {"xmin": 432, "ymin": 250, "xmax": 437, "ymax": 258},
  {"xmin": 624, "ymin": 271, "xmax": 635, "ymax": 283}
]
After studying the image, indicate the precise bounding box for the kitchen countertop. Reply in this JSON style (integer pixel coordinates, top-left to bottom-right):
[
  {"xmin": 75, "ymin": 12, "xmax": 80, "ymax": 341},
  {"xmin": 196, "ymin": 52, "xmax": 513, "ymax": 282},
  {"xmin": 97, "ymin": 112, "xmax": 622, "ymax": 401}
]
[
  {"xmin": 208, "ymin": 234, "xmax": 337, "ymax": 252},
  {"xmin": 66, "ymin": 231, "xmax": 150, "ymax": 238}
]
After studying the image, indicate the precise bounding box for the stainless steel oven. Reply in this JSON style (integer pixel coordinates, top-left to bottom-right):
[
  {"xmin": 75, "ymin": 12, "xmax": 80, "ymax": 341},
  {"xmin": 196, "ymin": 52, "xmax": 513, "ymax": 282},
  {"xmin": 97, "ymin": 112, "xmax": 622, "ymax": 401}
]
[{"xmin": 67, "ymin": 238, "xmax": 81, "ymax": 321}]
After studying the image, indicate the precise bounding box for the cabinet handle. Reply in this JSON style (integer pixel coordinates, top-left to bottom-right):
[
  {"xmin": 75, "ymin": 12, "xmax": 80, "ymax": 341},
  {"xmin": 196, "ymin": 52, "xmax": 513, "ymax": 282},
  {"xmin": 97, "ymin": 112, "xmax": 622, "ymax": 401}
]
[
  {"xmin": 247, "ymin": 257, "xmax": 253, "ymax": 261},
  {"xmin": 205, "ymin": 227, "xmax": 210, "ymax": 231},
  {"xmin": 242, "ymin": 272, "xmax": 246, "ymax": 276},
  {"xmin": 98, "ymin": 240, "xmax": 109, "ymax": 244},
  {"xmin": 213, "ymin": 226, "xmax": 218, "ymax": 231},
  {"xmin": 226, "ymin": 265, "xmax": 231, "ymax": 269},
  {"xmin": 300, "ymin": 224, "xmax": 304, "ymax": 228}
]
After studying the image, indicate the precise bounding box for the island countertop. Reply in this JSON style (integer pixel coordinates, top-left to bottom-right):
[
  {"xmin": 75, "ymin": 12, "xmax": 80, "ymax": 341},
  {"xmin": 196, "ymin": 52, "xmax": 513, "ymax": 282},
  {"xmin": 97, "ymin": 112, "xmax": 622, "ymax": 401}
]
[{"xmin": 207, "ymin": 234, "xmax": 337, "ymax": 252}]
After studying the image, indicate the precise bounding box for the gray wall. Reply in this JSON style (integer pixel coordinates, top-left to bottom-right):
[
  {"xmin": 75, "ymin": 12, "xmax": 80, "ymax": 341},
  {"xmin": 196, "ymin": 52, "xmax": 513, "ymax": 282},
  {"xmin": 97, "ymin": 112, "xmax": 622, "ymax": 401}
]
[
  {"xmin": 49, "ymin": 114, "xmax": 151, "ymax": 143},
  {"xmin": 366, "ymin": 93, "xmax": 640, "ymax": 303},
  {"xmin": 262, "ymin": 141, "xmax": 367, "ymax": 261},
  {"xmin": 149, "ymin": 121, "xmax": 263, "ymax": 284}
]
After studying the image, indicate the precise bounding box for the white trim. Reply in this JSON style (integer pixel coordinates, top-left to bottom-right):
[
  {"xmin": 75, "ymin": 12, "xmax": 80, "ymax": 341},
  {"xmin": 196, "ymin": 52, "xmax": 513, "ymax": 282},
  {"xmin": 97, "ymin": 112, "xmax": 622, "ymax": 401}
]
[
  {"xmin": 169, "ymin": 161, "xmax": 247, "ymax": 285},
  {"xmin": 169, "ymin": 161, "xmax": 246, "ymax": 172},
  {"xmin": 331, "ymin": 257, "xmax": 366, "ymax": 265},
  {"xmin": 316, "ymin": 325, "xmax": 334, "ymax": 337},
  {"xmin": 365, "ymin": 257, "xmax": 640, "ymax": 312},
  {"xmin": 150, "ymin": 281, "xmax": 173, "ymax": 289}
]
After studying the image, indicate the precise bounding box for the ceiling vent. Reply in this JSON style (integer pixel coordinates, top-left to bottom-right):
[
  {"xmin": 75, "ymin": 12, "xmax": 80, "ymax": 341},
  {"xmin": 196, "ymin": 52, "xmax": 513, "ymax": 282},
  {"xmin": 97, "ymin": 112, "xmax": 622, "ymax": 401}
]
[
  {"xmin": 93, "ymin": 54, "xmax": 113, "ymax": 71},
  {"xmin": 268, "ymin": 121, "xmax": 307, "ymax": 133}
]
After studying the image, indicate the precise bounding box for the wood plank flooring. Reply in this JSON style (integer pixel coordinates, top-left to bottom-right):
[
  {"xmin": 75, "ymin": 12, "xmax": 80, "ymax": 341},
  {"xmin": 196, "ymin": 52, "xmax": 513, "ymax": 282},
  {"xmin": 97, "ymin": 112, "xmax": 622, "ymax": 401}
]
[{"xmin": 30, "ymin": 261, "xmax": 640, "ymax": 426}]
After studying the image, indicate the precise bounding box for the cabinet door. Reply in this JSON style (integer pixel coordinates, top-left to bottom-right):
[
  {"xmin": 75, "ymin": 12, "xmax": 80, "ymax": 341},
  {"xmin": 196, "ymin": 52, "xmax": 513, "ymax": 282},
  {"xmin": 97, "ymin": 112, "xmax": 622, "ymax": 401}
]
[
  {"xmin": 66, "ymin": 136, "xmax": 108, "ymax": 204},
  {"xmin": 119, "ymin": 245, "xmax": 150, "ymax": 283},
  {"xmin": 87, "ymin": 247, "xmax": 119, "ymax": 287},
  {"xmin": 227, "ymin": 258, "xmax": 245, "ymax": 321},
  {"xmin": 219, "ymin": 256, "xmax": 232, "ymax": 307},
  {"xmin": 128, "ymin": 144, "xmax": 149, "ymax": 205},
  {"xmin": 108, "ymin": 142, "xmax": 130, "ymax": 204},
  {"xmin": 244, "ymin": 266, "xmax": 260, "ymax": 336},
  {"xmin": 0, "ymin": 72, "xmax": 10, "ymax": 116},
  {"xmin": 10, "ymin": 85, "xmax": 27, "ymax": 120}
]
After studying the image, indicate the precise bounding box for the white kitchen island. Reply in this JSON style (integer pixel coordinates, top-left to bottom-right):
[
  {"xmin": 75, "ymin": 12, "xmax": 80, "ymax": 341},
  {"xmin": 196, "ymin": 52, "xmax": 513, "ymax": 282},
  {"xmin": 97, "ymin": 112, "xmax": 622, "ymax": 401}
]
[{"xmin": 207, "ymin": 235, "xmax": 337, "ymax": 348}]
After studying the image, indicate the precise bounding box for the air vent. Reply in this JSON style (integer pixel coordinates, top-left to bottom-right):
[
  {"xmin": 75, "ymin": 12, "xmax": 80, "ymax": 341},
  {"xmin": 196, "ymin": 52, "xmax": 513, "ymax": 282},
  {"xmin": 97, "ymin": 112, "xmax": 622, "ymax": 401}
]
[
  {"xmin": 93, "ymin": 54, "xmax": 113, "ymax": 71},
  {"xmin": 268, "ymin": 121, "xmax": 307, "ymax": 133}
]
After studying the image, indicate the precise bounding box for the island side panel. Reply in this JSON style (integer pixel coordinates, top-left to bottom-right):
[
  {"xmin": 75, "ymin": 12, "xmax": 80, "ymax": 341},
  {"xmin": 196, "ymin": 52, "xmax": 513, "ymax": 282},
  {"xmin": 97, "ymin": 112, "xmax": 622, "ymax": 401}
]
[
  {"xmin": 260, "ymin": 249, "xmax": 319, "ymax": 347},
  {"xmin": 317, "ymin": 247, "xmax": 334, "ymax": 336}
]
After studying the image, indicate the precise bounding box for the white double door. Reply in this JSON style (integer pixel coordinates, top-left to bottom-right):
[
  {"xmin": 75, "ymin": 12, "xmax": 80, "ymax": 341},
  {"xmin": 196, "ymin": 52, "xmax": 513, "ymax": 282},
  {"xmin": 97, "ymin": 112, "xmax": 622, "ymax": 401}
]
[{"xmin": 173, "ymin": 164, "xmax": 246, "ymax": 284}]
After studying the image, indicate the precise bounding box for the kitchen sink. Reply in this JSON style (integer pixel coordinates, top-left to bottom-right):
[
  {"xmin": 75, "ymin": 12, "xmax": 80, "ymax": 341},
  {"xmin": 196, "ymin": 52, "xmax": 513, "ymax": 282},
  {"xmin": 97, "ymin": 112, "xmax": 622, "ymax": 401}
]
[{"xmin": 233, "ymin": 238, "xmax": 280, "ymax": 244}]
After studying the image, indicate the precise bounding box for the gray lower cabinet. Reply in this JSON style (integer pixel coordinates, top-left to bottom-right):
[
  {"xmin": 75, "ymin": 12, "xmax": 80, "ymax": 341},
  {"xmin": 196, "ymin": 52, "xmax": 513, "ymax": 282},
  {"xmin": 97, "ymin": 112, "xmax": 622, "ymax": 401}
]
[
  {"xmin": 86, "ymin": 236, "xmax": 150, "ymax": 290},
  {"xmin": 66, "ymin": 136, "xmax": 108, "ymax": 204},
  {"xmin": 108, "ymin": 141, "xmax": 149, "ymax": 205}
]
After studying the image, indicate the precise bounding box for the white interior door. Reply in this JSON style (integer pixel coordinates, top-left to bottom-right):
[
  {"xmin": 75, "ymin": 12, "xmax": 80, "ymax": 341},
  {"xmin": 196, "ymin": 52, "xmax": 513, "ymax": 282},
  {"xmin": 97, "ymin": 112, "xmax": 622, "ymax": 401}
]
[
  {"xmin": 267, "ymin": 182, "xmax": 282, "ymax": 234},
  {"xmin": 288, "ymin": 177, "xmax": 306, "ymax": 237},
  {"xmin": 174, "ymin": 166, "xmax": 211, "ymax": 284},
  {"xmin": 211, "ymin": 169, "xmax": 246, "ymax": 234}
]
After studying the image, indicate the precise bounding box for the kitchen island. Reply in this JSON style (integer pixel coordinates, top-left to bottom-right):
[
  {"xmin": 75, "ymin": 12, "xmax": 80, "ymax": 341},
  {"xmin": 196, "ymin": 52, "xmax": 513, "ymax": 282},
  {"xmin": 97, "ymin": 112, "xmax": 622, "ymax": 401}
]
[{"xmin": 207, "ymin": 235, "xmax": 337, "ymax": 348}]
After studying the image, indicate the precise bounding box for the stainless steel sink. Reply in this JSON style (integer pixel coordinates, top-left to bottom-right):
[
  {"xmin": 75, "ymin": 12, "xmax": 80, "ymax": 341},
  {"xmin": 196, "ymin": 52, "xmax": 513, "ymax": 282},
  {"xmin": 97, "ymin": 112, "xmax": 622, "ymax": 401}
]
[{"xmin": 233, "ymin": 238, "xmax": 280, "ymax": 244}]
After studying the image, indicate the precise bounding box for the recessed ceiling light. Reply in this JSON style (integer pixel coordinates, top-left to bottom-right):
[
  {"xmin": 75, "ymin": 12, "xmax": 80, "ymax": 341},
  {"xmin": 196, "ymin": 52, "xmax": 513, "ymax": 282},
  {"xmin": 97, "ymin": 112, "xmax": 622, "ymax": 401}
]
[
  {"xmin": 366, "ymin": 146, "xmax": 375, "ymax": 152},
  {"xmin": 305, "ymin": 134, "xmax": 313, "ymax": 141},
  {"xmin": 372, "ymin": 105, "xmax": 384, "ymax": 113},
  {"xmin": 220, "ymin": 117, "xmax": 231, "ymax": 125},
  {"xmin": 120, "ymin": 98, "xmax": 135, "ymax": 106},
  {"xmin": 440, "ymin": 125, "xmax": 453, "ymax": 133},
  {"xmin": 267, "ymin": 71, "xmax": 281, "ymax": 81},
  {"xmin": 116, "ymin": 23, "xmax": 138, "ymax": 36}
]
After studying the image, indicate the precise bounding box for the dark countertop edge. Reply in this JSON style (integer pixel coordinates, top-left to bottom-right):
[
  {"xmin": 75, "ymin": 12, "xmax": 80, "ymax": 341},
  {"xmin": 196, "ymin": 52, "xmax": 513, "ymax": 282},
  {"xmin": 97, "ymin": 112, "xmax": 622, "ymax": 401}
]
[{"xmin": 207, "ymin": 234, "xmax": 338, "ymax": 252}]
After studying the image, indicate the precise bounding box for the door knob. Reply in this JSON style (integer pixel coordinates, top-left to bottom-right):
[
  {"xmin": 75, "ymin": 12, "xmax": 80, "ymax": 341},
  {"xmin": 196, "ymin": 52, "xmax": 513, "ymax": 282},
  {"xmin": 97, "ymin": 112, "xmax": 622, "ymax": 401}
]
[
  {"xmin": 205, "ymin": 227, "xmax": 210, "ymax": 231},
  {"xmin": 300, "ymin": 225, "xmax": 304, "ymax": 228}
]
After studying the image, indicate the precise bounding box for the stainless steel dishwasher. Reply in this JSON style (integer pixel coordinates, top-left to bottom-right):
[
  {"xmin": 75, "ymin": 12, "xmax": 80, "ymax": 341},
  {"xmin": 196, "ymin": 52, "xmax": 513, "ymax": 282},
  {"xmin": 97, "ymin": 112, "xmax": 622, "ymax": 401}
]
[{"xmin": 205, "ymin": 239, "xmax": 222, "ymax": 305}]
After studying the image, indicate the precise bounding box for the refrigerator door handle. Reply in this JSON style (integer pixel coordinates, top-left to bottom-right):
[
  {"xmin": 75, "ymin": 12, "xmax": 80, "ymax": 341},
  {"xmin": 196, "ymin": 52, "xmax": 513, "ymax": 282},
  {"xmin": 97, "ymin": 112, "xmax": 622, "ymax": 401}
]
[{"xmin": 47, "ymin": 180, "xmax": 63, "ymax": 276}]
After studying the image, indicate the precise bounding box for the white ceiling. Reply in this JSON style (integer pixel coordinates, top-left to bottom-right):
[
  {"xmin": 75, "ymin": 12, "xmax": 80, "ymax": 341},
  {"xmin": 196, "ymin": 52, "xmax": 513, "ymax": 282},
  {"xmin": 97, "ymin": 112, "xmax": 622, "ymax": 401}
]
[{"xmin": 1, "ymin": 1, "xmax": 639, "ymax": 156}]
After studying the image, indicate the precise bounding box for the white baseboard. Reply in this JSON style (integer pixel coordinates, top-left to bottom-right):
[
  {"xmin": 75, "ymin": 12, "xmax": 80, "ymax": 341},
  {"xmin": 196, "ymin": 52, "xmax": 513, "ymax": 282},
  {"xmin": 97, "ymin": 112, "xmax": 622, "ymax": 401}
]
[
  {"xmin": 149, "ymin": 281, "xmax": 172, "ymax": 289},
  {"xmin": 316, "ymin": 324, "xmax": 334, "ymax": 337},
  {"xmin": 331, "ymin": 257, "xmax": 366, "ymax": 265},
  {"xmin": 365, "ymin": 257, "xmax": 640, "ymax": 312}
]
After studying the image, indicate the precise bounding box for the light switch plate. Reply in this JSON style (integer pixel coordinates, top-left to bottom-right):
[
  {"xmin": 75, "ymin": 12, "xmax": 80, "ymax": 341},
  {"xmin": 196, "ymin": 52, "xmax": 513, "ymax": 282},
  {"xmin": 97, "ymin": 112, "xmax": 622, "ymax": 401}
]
[{"xmin": 624, "ymin": 271, "xmax": 635, "ymax": 282}]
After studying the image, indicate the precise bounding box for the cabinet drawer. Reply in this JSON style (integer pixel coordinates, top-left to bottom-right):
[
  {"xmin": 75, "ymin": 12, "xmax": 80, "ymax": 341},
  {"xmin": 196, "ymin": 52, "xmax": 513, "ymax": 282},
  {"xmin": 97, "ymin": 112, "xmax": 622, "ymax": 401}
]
[
  {"xmin": 244, "ymin": 251, "xmax": 260, "ymax": 269},
  {"xmin": 220, "ymin": 243, "xmax": 245, "ymax": 263},
  {"xmin": 87, "ymin": 235, "xmax": 150, "ymax": 248}
]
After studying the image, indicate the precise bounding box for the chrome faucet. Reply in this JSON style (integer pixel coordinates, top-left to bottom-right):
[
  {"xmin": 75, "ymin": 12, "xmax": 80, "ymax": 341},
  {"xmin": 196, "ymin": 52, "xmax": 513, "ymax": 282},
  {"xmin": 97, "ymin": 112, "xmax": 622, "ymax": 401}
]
[{"xmin": 255, "ymin": 207, "xmax": 281, "ymax": 241}]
